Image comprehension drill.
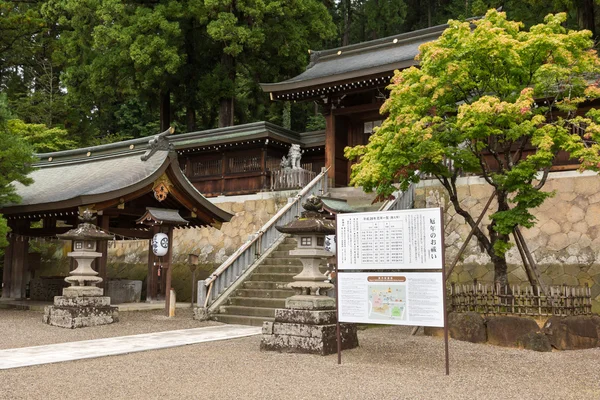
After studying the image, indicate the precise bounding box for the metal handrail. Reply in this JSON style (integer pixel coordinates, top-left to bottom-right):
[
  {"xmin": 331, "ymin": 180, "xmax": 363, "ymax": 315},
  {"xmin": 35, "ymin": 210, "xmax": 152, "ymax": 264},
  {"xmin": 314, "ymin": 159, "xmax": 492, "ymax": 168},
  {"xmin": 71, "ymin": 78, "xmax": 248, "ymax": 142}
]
[{"xmin": 199, "ymin": 167, "xmax": 329, "ymax": 309}]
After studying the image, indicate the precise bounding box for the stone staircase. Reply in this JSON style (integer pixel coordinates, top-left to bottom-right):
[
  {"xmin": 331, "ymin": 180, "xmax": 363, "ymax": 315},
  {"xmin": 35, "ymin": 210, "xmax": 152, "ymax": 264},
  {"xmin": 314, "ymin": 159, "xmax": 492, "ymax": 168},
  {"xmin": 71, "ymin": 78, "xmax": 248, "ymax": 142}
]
[{"xmin": 212, "ymin": 237, "xmax": 301, "ymax": 327}]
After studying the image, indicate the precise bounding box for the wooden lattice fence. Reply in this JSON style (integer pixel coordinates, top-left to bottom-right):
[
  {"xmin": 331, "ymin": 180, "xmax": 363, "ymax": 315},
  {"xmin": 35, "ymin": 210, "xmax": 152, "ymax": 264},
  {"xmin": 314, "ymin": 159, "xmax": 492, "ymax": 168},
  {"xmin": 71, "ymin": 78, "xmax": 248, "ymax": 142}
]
[{"xmin": 449, "ymin": 282, "xmax": 592, "ymax": 317}]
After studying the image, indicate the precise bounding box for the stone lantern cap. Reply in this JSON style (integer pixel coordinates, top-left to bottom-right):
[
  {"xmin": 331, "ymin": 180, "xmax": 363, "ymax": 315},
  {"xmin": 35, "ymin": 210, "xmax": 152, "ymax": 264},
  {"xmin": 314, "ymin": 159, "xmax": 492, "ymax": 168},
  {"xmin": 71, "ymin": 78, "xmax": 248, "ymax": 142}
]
[
  {"xmin": 276, "ymin": 196, "xmax": 335, "ymax": 235},
  {"xmin": 56, "ymin": 209, "xmax": 114, "ymax": 241}
]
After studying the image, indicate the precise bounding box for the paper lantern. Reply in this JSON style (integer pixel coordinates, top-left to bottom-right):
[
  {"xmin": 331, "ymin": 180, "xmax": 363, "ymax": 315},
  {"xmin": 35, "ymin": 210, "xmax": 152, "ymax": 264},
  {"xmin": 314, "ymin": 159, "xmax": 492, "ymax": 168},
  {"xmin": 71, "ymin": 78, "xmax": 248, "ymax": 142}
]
[{"xmin": 152, "ymin": 233, "xmax": 169, "ymax": 256}]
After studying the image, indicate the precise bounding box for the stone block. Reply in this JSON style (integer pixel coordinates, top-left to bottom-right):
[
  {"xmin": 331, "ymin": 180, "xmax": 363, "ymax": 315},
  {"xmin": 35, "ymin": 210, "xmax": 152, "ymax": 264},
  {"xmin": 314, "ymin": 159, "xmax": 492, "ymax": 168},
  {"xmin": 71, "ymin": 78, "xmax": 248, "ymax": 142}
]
[
  {"xmin": 54, "ymin": 296, "xmax": 111, "ymax": 307},
  {"xmin": 285, "ymin": 296, "xmax": 335, "ymax": 310},
  {"xmin": 541, "ymin": 220, "xmax": 561, "ymax": 235},
  {"xmin": 423, "ymin": 327, "xmax": 445, "ymax": 337},
  {"xmin": 193, "ymin": 307, "xmax": 209, "ymax": 321},
  {"xmin": 543, "ymin": 316, "xmax": 599, "ymax": 350},
  {"xmin": 274, "ymin": 309, "xmax": 337, "ymax": 325},
  {"xmin": 448, "ymin": 312, "xmax": 487, "ymax": 343},
  {"xmin": 585, "ymin": 203, "xmax": 600, "ymax": 227},
  {"xmin": 260, "ymin": 323, "xmax": 358, "ymax": 355},
  {"xmin": 62, "ymin": 286, "xmax": 103, "ymax": 297},
  {"xmin": 43, "ymin": 304, "xmax": 119, "ymax": 329},
  {"xmin": 272, "ymin": 322, "xmax": 337, "ymax": 338},
  {"xmin": 486, "ymin": 315, "xmax": 540, "ymax": 347},
  {"xmin": 106, "ymin": 279, "xmax": 142, "ymax": 304},
  {"xmin": 517, "ymin": 332, "xmax": 552, "ymax": 352},
  {"xmin": 262, "ymin": 321, "xmax": 274, "ymax": 335}
]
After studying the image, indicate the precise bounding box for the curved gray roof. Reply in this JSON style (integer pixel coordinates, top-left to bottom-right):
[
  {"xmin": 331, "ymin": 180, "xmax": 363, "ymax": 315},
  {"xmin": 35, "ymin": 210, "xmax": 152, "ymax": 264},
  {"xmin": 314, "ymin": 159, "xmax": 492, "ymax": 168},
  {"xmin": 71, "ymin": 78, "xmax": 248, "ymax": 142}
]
[
  {"xmin": 11, "ymin": 150, "xmax": 168, "ymax": 209},
  {"xmin": 261, "ymin": 24, "xmax": 448, "ymax": 97}
]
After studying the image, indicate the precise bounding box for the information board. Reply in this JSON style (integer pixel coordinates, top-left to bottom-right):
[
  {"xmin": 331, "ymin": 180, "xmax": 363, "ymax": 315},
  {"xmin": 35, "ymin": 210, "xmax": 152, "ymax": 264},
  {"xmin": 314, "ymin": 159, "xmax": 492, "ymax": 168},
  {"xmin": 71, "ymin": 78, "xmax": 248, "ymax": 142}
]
[
  {"xmin": 336, "ymin": 208, "xmax": 443, "ymax": 270},
  {"xmin": 337, "ymin": 272, "xmax": 444, "ymax": 327}
]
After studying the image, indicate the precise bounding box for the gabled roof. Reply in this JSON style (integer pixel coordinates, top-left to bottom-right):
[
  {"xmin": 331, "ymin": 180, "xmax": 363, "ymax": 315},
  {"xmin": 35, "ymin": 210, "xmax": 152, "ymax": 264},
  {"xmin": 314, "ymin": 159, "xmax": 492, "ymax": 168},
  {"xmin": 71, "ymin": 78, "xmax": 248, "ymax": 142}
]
[
  {"xmin": 260, "ymin": 24, "xmax": 449, "ymax": 101},
  {"xmin": 1, "ymin": 130, "xmax": 232, "ymax": 227}
]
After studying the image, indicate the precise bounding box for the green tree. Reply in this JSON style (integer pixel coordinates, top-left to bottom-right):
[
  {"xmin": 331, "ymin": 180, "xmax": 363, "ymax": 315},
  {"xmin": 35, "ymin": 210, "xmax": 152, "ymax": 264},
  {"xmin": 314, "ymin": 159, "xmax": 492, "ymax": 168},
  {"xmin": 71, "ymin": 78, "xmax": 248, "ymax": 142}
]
[
  {"xmin": 0, "ymin": 96, "xmax": 36, "ymax": 248},
  {"xmin": 346, "ymin": 10, "xmax": 600, "ymax": 285}
]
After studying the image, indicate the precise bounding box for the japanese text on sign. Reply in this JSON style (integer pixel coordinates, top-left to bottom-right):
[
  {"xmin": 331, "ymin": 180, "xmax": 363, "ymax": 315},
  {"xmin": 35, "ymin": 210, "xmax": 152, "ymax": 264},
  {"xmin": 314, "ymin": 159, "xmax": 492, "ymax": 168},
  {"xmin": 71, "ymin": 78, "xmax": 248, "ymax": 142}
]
[{"xmin": 337, "ymin": 208, "xmax": 443, "ymax": 270}]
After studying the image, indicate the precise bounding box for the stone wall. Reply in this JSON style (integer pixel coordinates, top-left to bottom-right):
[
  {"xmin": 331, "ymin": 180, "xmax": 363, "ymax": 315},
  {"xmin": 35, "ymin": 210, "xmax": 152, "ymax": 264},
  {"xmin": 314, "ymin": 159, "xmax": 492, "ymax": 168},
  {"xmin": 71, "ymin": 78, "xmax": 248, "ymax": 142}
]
[{"xmin": 415, "ymin": 171, "xmax": 600, "ymax": 312}]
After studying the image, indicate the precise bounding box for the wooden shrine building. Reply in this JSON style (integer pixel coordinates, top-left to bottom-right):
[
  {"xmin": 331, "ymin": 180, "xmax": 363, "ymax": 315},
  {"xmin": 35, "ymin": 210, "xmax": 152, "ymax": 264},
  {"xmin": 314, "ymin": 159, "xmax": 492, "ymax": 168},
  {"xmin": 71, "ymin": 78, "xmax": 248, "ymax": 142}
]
[
  {"xmin": 1, "ymin": 128, "xmax": 232, "ymax": 301},
  {"xmin": 261, "ymin": 24, "xmax": 450, "ymax": 187}
]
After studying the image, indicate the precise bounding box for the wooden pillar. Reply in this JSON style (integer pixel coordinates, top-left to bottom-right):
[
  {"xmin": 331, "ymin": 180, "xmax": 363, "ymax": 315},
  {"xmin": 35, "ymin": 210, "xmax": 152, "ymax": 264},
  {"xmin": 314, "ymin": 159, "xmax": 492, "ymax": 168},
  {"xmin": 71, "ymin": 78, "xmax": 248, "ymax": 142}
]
[
  {"xmin": 146, "ymin": 225, "xmax": 159, "ymax": 302},
  {"xmin": 96, "ymin": 215, "xmax": 110, "ymax": 289},
  {"xmin": 164, "ymin": 226, "xmax": 174, "ymax": 316},
  {"xmin": 260, "ymin": 146, "xmax": 267, "ymax": 190},
  {"xmin": 325, "ymin": 111, "xmax": 336, "ymax": 187},
  {"xmin": 2, "ymin": 231, "xmax": 15, "ymax": 299},
  {"xmin": 10, "ymin": 234, "xmax": 29, "ymax": 299},
  {"xmin": 221, "ymin": 152, "xmax": 227, "ymax": 195}
]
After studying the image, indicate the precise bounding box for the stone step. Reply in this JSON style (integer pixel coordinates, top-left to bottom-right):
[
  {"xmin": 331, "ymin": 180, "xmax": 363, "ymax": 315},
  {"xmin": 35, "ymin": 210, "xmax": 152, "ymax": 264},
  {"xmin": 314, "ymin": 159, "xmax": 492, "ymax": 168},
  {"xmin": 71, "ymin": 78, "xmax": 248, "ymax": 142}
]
[
  {"xmin": 242, "ymin": 281, "xmax": 289, "ymax": 290},
  {"xmin": 228, "ymin": 297, "xmax": 287, "ymax": 308},
  {"xmin": 276, "ymin": 244, "xmax": 297, "ymax": 251},
  {"xmin": 219, "ymin": 305, "xmax": 276, "ymax": 318},
  {"xmin": 212, "ymin": 314, "xmax": 273, "ymax": 327},
  {"xmin": 269, "ymin": 250, "xmax": 294, "ymax": 258},
  {"xmin": 234, "ymin": 288, "xmax": 293, "ymax": 299},
  {"xmin": 255, "ymin": 265, "xmax": 303, "ymax": 274},
  {"xmin": 249, "ymin": 273, "xmax": 296, "ymax": 282},
  {"xmin": 261, "ymin": 258, "xmax": 302, "ymax": 266}
]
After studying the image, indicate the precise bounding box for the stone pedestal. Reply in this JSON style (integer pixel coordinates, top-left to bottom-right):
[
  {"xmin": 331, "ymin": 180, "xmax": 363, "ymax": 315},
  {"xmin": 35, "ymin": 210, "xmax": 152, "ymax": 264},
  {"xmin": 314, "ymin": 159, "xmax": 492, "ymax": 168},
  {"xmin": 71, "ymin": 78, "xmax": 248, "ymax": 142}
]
[
  {"xmin": 261, "ymin": 309, "xmax": 358, "ymax": 355},
  {"xmin": 42, "ymin": 294, "xmax": 119, "ymax": 329}
]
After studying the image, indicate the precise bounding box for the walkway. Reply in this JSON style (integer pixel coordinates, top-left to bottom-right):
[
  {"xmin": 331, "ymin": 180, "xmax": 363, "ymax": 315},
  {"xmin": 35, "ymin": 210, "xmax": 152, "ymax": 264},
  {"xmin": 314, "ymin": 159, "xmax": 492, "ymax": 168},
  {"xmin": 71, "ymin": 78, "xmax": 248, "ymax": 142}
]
[{"xmin": 0, "ymin": 324, "xmax": 261, "ymax": 370}]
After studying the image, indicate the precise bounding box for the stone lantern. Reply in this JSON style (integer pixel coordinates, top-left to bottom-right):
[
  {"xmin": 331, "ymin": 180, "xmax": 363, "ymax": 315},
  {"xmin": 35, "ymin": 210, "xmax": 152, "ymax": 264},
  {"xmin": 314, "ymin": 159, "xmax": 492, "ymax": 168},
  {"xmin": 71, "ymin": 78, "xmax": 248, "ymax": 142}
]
[
  {"xmin": 260, "ymin": 196, "xmax": 358, "ymax": 355},
  {"xmin": 43, "ymin": 209, "xmax": 119, "ymax": 328}
]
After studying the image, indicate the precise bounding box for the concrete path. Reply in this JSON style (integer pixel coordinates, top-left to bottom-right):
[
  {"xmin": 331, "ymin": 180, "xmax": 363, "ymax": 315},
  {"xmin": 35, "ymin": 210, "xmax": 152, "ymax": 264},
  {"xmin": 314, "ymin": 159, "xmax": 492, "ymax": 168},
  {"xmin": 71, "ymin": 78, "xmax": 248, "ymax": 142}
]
[{"xmin": 0, "ymin": 325, "xmax": 261, "ymax": 370}]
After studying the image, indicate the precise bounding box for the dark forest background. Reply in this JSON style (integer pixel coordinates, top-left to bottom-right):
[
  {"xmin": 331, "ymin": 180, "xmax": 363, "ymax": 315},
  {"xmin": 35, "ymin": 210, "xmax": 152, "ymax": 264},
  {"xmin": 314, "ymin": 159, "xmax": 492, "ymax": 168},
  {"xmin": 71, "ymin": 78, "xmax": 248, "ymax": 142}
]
[{"xmin": 1, "ymin": 0, "xmax": 598, "ymax": 148}]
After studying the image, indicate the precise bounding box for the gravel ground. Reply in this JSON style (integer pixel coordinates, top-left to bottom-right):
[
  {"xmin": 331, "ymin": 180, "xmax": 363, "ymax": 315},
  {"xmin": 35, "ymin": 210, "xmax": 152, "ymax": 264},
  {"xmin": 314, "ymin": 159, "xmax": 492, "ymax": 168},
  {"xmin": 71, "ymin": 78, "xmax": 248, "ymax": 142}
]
[
  {"xmin": 1, "ymin": 310, "xmax": 599, "ymax": 400},
  {"xmin": 0, "ymin": 308, "xmax": 219, "ymax": 349}
]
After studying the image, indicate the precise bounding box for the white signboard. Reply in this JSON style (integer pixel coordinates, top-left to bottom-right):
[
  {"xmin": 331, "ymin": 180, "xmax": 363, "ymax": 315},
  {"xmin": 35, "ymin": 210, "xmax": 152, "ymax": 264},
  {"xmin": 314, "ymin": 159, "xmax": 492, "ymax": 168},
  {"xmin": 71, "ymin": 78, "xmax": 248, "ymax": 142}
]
[
  {"xmin": 336, "ymin": 208, "xmax": 443, "ymax": 270},
  {"xmin": 337, "ymin": 272, "xmax": 444, "ymax": 327}
]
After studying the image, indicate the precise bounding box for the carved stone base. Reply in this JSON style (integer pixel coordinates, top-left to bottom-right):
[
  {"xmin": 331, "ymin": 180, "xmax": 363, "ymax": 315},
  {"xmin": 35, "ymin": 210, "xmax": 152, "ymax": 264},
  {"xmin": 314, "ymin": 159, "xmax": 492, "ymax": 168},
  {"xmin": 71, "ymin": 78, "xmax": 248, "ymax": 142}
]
[
  {"xmin": 285, "ymin": 295, "xmax": 335, "ymax": 310},
  {"xmin": 260, "ymin": 309, "xmax": 358, "ymax": 356},
  {"xmin": 42, "ymin": 296, "xmax": 119, "ymax": 329}
]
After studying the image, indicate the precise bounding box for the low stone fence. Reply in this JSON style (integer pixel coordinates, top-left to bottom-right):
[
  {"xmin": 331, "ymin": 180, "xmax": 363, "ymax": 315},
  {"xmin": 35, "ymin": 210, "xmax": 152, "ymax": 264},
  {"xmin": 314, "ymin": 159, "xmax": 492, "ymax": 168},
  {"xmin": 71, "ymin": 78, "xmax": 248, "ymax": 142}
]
[
  {"xmin": 426, "ymin": 312, "xmax": 600, "ymax": 351},
  {"xmin": 450, "ymin": 282, "xmax": 593, "ymax": 317}
]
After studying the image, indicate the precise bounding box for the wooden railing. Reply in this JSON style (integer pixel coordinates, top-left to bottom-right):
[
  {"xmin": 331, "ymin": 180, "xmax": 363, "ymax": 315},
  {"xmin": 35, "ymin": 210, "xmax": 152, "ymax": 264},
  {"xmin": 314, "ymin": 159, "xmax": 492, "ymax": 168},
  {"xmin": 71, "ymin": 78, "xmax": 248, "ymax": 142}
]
[
  {"xmin": 450, "ymin": 282, "xmax": 592, "ymax": 317},
  {"xmin": 270, "ymin": 168, "xmax": 317, "ymax": 191},
  {"xmin": 198, "ymin": 168, "xmax": 329, "ymax": 310}
]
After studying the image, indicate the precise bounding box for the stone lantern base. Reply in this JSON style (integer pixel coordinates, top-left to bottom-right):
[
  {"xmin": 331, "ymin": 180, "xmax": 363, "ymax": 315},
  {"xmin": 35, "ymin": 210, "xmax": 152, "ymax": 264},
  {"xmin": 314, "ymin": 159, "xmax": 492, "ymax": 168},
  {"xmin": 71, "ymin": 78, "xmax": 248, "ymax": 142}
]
[
  {"xmin": 43, "ymin": 290, "xmax": 119, "ymax": 329},
  {"xmin": 260, "ymin": 308, "xmax": 359, "ymax": 356}
]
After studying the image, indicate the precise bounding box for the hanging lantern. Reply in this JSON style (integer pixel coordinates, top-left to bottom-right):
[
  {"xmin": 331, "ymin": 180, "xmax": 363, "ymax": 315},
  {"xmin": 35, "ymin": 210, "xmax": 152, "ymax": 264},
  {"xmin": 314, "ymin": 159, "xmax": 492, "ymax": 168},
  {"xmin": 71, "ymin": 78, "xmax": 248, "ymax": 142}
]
[{"xmin": 152, "ymin": 233, "xmax": 169, "ymax": 256}]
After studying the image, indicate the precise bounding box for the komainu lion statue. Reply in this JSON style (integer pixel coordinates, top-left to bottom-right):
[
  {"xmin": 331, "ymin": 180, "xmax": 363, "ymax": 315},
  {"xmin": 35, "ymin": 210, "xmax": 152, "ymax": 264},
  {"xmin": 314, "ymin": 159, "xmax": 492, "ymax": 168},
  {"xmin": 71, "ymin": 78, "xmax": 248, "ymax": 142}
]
[{"xmin": 280, "ymin": 144, "xmax": 302, "ymax": 170}]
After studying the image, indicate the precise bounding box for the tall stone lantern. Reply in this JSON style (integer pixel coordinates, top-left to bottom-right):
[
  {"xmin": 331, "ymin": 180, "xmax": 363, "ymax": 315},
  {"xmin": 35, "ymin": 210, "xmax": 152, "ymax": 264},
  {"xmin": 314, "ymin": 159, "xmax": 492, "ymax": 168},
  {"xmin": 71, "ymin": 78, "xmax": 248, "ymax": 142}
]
[
  {"xmin": 261, "ymin": 196, "xmax": 358, "ymax": 355},
  {"xmin": 43, "ymin": 210, "xmax": 119, "ymax": 328}
]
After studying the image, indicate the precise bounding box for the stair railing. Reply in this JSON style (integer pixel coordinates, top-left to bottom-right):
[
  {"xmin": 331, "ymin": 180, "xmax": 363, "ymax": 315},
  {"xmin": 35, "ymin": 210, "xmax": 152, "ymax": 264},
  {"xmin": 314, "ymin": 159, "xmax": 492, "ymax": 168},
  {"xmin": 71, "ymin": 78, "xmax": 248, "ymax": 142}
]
[
  {"xmin": 199, "ymin": 167, "xmax": 329, "ymax": 310},
  {"xmin": 379, "ymin": 182, "xmax": 416, "ymax": 211}
]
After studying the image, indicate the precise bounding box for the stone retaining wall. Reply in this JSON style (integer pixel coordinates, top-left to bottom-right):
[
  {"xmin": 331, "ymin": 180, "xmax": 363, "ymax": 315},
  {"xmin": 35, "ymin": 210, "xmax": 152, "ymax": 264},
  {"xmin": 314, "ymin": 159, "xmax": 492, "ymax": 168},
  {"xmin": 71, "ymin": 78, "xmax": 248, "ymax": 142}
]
[{"xmin": 415, "ymin": 171, "xmax": 600, "ymax": 312}]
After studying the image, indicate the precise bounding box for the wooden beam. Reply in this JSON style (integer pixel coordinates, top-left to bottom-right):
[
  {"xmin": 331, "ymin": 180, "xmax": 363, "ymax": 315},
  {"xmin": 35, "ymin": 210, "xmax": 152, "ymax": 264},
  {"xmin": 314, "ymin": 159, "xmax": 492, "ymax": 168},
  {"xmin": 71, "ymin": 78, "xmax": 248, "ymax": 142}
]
[
  {"xmin": 164, "ymin": 226, "xmax": 174, "ymax": 316},
  {"xmin": 110, "ymin": 228, "xmax": 153, "ymax": 239},
  {"xmin": 97, "ymin": 215, "xmax": 110, "ymax": 289},
  {"xmin": 332, "ymin": 101, "xmax": 384, "ymax": 116},
  {"xmin": 93, "ymin": 184, "xmax": 154, "ymax": 211},
  {"xmin": 2, "ymin": 230, "xmax": 15, "ymax": 299},
  {"xmin": 147, "ymin": 225, "xmax": 159, "ymax": 302},
  {"xmin": 325, "ymin": 112, "xmax": 336, "ymax": 186}
]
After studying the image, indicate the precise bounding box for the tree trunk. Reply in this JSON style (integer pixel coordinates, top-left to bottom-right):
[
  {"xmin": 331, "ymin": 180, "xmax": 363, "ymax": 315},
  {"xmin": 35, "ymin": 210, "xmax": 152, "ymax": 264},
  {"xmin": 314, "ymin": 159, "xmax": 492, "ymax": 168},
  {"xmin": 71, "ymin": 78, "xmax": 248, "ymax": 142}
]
[
  {"xmin": 577, "ymin": 0, "xmax": 596, "ymax": 38},
  {"xmin": 218, "ymin": 53, "xmax": 235, "ymax": 128},
  {"xmin": 160, "ymin": 90, "xmax": 171, "ymax": 132},
  {"xmin": 186, "ymin": 107, "xmax": 196, "ymax": 132},
  {"xmin": 342, "ymin": 0, "xmax": 352, "ymax": 46}
]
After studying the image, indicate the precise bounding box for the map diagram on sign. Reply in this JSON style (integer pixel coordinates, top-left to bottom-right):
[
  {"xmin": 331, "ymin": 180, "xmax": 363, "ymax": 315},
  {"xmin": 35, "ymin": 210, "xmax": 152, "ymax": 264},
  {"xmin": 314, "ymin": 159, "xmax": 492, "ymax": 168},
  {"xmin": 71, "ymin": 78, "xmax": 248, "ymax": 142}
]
[{"xmin": 368, "ymin": 285, "xmax": 407, "ymax": 321}]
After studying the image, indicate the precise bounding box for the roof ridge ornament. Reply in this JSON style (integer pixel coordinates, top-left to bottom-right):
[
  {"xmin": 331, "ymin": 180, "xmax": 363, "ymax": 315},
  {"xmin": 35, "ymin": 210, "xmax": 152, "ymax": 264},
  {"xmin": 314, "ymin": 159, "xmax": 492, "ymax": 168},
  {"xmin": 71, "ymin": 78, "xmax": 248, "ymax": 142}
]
[{"xmin": 141, "ymin": 127, "xmax": 175, "ymax": 161}]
